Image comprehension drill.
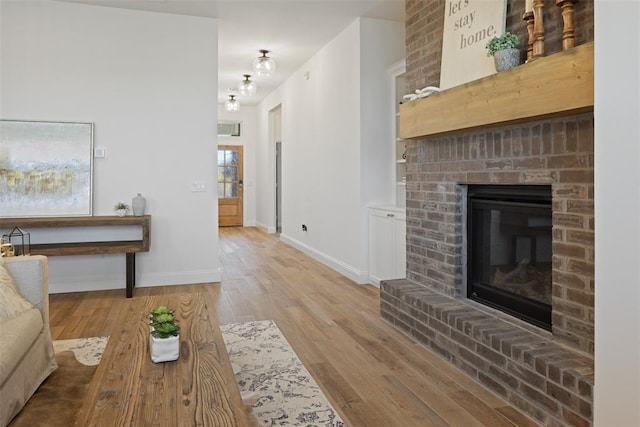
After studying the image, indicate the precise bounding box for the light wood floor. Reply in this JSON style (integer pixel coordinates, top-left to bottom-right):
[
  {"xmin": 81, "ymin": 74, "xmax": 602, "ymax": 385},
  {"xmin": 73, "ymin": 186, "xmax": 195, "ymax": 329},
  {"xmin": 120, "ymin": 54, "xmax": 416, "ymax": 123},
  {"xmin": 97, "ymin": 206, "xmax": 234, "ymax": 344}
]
[{"xmin": 49, "ymin": 226, "xmax": 538, "ymax": 427}]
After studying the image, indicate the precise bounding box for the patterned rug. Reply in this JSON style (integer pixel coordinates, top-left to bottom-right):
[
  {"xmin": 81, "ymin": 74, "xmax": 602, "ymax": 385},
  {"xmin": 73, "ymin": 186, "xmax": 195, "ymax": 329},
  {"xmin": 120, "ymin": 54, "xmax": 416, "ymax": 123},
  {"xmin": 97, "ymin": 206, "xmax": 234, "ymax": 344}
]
[
  {"xmin": 221, "ymin": 320, "xmax": 345, "ymax": 427},
  {"xmin": 8, "ymin": 337, "xmax": 108, "ymax": 427}
]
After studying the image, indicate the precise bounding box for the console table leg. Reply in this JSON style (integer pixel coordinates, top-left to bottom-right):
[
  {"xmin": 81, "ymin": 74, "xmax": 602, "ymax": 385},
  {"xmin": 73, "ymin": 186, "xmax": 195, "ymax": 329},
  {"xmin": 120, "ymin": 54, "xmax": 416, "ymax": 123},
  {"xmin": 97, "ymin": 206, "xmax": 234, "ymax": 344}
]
[{"xmin": 126, "ymin": 253, "xmax": 136, "ymax": 298}]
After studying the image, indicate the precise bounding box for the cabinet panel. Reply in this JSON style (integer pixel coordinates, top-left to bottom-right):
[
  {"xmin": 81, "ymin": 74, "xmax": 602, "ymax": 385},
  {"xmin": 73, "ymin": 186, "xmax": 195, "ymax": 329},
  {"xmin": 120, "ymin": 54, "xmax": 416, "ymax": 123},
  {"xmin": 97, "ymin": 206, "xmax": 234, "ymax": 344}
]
[{"xmin": 368, "ymin": 207, "xmax": 406, "ymax": 286}]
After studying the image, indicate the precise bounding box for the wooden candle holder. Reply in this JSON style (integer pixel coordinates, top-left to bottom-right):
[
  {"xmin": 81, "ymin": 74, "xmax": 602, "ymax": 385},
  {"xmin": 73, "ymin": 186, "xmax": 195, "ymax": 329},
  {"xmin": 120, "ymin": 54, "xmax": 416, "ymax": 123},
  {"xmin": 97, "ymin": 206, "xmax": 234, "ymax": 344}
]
[
  {"xmin": 557, "ymin": 0, "xmax": 578, "ymax": 50},
  {"xmin": 532, "ymin": 0, "xmax": 545, "ymax": 60},
  {"xmin": 523, "ymin": 11, "xmax": 535, "ymax": 61}
]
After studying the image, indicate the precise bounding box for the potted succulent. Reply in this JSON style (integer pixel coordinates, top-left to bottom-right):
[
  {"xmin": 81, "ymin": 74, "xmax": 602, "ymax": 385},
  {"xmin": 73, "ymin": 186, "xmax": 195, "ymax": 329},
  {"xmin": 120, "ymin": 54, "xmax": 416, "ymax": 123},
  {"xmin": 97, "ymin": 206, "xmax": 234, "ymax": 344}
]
[
  {"xmin": 486, "ymin": 32, "xmax": 521, "ymax": 72},
  {"xmin": 114, "ymin": 202, "xmax": 129, "ymax": 217},
  {"xmin": 149, "ymin": 305, "xmax": 180, "ymax": 363}
]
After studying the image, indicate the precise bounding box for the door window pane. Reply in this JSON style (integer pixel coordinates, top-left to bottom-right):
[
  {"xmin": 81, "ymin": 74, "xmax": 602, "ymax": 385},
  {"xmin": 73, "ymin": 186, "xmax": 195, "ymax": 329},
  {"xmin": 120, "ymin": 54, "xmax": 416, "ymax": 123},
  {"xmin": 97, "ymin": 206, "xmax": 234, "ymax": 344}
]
[{"xmin": 217, "ymin": 148, "xmax": 241, "ymax": 199}]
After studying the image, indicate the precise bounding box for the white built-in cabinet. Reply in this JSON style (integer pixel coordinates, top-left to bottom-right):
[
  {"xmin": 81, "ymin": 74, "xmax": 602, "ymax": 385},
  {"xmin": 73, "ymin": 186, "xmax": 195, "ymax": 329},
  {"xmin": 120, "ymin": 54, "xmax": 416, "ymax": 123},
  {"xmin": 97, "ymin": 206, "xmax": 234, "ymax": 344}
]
[
  {"xmin": 368, "ymin": 206, "xmax": 406, "ymax": 286},
  {"xmin": 367, "ymin": 60, "xmax": 408, "ymax": 287}
]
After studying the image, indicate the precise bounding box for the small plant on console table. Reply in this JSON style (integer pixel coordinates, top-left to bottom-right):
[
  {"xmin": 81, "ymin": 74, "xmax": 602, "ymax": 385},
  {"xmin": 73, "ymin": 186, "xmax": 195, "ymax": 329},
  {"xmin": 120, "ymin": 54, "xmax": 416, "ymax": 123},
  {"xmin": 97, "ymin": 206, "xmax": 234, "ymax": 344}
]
[
  {"xmin": 149, "ymin": 305, "xmax": 180, "ymax": 363},
  {"xmin": 486, "ymin": 32, "xmax": 521, "ymax": 72},
  {"xmin": 114, "ymin": 202, "xmax": 129, "ymax": 217}
]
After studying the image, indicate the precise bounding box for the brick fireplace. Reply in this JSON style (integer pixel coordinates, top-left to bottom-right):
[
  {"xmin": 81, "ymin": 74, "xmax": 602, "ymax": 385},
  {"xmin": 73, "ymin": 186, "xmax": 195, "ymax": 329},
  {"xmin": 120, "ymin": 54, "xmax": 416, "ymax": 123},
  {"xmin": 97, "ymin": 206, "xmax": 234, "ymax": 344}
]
[{"xmin": 380, "ymin": 1, "xmax": 595, "ymax": 425}]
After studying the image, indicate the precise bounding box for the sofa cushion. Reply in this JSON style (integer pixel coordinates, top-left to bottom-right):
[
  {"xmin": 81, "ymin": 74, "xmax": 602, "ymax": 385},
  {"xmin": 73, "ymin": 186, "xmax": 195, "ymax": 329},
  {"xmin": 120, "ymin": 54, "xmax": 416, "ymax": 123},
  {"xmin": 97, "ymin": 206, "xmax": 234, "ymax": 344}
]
[
  {"xmin": 0, "ymin": 260, "xmax": 34, "ymax": 320},
  {"xmin": 0, "ymin": 307, "xmax": 44, "ymax": 386}
]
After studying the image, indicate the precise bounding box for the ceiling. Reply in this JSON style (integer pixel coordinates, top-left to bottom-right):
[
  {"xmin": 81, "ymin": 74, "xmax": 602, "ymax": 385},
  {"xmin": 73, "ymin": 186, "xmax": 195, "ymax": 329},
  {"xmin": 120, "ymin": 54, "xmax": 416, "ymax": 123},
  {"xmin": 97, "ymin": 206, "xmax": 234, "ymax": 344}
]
[{"xmin": 60, "ymin": 0, "xmax": 405, "ymax": 106}]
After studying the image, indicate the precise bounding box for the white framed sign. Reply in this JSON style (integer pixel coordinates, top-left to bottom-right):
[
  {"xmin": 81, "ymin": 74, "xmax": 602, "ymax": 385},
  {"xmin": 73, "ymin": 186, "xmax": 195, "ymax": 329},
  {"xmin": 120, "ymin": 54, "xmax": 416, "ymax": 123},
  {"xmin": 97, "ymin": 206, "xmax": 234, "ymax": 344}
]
[{"xmin": 440, "ymin": 0, "xmax": 507, "ymax": 90}]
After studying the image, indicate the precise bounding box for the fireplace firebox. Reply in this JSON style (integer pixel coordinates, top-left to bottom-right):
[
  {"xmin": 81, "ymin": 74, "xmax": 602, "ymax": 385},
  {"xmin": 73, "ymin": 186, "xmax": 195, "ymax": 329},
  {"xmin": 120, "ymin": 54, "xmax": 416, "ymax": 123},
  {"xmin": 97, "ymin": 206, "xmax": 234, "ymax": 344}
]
[{"xmin": 467, "ymin": 185, "xmax": 552, "ymax": 329}]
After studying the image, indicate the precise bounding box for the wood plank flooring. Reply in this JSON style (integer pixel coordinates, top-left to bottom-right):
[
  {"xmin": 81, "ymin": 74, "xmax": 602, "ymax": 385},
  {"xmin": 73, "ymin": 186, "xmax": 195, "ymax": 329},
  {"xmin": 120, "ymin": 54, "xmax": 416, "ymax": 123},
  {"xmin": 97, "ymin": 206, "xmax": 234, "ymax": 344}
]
[{"xmin": 48, "ymin": 226, "xmax": 539, "ymax": 427}]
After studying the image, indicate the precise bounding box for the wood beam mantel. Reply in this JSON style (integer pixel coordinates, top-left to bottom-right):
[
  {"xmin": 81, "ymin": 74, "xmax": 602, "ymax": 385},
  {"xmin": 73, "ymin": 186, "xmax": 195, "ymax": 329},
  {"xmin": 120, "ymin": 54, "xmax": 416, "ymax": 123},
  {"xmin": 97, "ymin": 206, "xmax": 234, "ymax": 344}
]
[{"xmin": 399, "ymin": 42, "xmax": 593, "ymax": 139}]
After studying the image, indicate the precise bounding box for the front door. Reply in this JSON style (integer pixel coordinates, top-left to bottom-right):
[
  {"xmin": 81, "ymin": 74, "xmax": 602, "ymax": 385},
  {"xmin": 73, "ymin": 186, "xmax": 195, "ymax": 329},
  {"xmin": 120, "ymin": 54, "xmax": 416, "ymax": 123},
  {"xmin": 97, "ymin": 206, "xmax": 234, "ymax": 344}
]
[{"xmin": 217, "ymin": 145, "xmax": 243, "ymax": 227}]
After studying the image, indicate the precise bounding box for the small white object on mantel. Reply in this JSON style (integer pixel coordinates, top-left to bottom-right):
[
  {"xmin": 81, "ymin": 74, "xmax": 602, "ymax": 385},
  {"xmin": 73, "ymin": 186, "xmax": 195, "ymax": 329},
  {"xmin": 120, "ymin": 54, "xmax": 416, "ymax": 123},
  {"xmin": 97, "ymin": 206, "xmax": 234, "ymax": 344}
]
[{"xmin": 402, "ymin": 86, "xmax": 441, "ymax": 103}]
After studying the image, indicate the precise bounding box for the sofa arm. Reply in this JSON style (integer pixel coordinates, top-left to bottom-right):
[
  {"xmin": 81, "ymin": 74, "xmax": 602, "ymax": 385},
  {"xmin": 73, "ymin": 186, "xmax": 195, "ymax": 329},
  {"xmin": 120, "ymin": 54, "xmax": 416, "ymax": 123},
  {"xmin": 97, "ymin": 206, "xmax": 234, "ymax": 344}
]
[{"xmin": 2, "ymin": 255, "xmax": 50, "ymax": 325}]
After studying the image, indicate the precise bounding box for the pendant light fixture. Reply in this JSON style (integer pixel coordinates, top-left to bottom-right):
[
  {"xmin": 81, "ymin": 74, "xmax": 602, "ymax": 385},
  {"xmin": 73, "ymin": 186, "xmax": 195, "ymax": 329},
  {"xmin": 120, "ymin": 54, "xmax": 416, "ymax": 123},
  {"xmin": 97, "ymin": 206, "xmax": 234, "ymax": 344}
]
[
  {"xmin": 253, "ymin": 49, "xmax": 276, "ymax": 77},
  {"xmin": 238, "ymin": 74, "xmax": 257, "ymax": 96},
  {"xmin": 224, "ymin": 95, "xmax": 240, "ymax": 112}
]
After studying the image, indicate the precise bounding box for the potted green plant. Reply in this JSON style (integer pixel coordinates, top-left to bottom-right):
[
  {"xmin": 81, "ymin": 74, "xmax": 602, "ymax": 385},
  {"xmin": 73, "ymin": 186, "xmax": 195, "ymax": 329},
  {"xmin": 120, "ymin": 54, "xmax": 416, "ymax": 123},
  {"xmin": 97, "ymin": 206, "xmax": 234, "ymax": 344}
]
[
  {"xmin": 486, "ymin": 32, "xmax": 521, "ymax": 72},
  {"xmin": 149, "ymin": 305, "xmax": 180, "ymax": 363},
  {"xmin": 114, "ymin": 202, "xmax": 129, "ymax": 217}
]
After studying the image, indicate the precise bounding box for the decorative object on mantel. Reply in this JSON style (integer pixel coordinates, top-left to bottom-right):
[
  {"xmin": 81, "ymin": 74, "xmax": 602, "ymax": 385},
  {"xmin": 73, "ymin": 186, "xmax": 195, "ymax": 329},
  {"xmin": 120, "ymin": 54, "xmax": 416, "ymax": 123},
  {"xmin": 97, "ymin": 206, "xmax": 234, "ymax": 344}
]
[
  {"xmin": 132, "ymin": 193, "xmax": 146, "ymax": 216},
  {"xmin": 149, "ymin": 305, "xmax": 180, "ymax": 363},
  {"xmin": 532, "ymin": 0, "xmax": 546, "ymax": 60},
  {"xmin": 523, "ymin": 11, "xmax": 535, "ymax": 61},
  {"xmin": 114, "ymin": 202, "xmax": 129, "ymax": 217},
  {"xmin": 439, "ymin": 0, "xmax": 507, "ymax": 89},
  {"xmin": 557, "ymin": 0, "xmax": 579, "ymax": 50},
  {"xmin": 402, "ymin": 86, "xmax": 441, "ymax": 102},
  {"xmin": 486, "ymin": 32, "xmax": 521, "ymax": 72},
  {"xmin": 2, "ymin": 227, "xmax": 30, "ymax": 256}
]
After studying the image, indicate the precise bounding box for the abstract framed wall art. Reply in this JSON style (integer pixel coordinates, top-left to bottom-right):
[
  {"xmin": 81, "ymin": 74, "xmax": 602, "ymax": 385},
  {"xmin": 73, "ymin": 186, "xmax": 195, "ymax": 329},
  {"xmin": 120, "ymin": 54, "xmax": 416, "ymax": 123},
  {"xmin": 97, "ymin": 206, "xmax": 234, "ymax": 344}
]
[{"xmin": 0, "ymin": 120, "xmax": 94, "ymax": 217}]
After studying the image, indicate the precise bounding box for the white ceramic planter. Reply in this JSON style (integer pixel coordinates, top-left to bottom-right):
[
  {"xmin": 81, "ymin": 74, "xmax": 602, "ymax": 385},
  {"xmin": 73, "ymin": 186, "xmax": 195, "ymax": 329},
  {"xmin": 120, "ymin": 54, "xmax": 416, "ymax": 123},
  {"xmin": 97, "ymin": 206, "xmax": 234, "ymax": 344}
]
[{"xmin": 149, "ymin": 334, "xmax": 180, "ymax": 363}]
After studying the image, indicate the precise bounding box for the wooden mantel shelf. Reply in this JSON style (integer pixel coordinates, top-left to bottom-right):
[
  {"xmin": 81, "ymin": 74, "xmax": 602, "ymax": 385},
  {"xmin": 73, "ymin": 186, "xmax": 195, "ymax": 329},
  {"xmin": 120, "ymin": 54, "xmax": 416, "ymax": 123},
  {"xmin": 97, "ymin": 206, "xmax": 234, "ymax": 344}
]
[{"xmin": 399, "ymin": 42, "xmax": 594, "ymax": 139}]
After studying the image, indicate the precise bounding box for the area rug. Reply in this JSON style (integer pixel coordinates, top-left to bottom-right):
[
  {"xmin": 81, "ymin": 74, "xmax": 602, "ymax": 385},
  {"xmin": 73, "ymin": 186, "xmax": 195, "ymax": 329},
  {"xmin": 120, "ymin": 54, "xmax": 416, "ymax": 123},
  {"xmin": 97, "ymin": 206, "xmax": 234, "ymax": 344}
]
[
  {"xmin": 221, "ymin": 320, "xmax": 345, "ymax": 427},
  {"xmin": 8, "ymin": 336, "xmax": 108, "ymax": 427}
]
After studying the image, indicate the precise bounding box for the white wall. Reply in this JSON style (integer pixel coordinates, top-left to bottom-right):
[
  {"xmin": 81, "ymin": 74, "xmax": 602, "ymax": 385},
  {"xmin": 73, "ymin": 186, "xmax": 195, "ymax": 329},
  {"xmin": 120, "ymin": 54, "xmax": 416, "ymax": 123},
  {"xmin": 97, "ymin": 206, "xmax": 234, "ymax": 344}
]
[
  {"xmin": 1, "ymin": 0, "xmax": 220, "ymax": 292},
  {"xmin": 255, "ymin": 18, "xmax": 404, "ymax": 282},
  {"xmin": 217, "ymin": 104, "xmax": 257, "ymax": 226},
  {"xmin": 594, "ymin": 1, "xmax": 640, "ymax": 425}
]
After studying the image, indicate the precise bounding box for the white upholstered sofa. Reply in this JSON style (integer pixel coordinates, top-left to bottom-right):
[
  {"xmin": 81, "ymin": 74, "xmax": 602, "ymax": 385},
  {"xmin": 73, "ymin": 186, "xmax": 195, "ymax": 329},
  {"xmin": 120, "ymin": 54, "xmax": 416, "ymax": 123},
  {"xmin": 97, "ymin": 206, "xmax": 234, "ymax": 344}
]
[{"xmin": 0, "ymin": 256, "xmax": 57, "ymax": 426}]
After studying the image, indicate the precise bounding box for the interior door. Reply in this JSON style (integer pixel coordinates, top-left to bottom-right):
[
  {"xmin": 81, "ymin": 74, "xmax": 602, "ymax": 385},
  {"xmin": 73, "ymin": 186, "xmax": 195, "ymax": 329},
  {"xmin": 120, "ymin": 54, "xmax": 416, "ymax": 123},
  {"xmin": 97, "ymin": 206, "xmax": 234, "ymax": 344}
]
[{"xmin": 217, "ymin": 145, "xmax": 243, "ymax": 227}]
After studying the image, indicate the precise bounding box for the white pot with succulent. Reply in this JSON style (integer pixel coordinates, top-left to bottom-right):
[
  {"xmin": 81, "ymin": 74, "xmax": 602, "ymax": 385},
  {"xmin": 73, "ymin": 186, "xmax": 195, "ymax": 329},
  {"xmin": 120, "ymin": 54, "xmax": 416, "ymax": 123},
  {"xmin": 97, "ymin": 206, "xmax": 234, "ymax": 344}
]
[
  {"xmin": 114, "ymin": 202, "xmax": 129, "ymax": 217},
  {"xmin": 486, "ymin": 32, "xmax": 521, "ymax": 72},
  {"xmin": 149, "ymin": 306, "xmax": 180, "ymax": 363}
]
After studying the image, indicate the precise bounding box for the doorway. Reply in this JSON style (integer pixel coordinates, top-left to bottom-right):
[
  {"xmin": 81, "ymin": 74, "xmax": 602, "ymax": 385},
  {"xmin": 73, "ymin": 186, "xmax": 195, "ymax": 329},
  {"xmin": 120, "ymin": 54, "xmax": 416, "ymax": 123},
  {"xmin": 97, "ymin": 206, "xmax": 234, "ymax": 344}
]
[
  {"xmin": 271, "ymin": 105, "xmax": 282, "ymax": 233},
  {"xmin": 217, "ymin": 145, "xmax": 243, "ymax": 227},
  {"xmin": 275, "ymin": 142, "xmax": 282, "ymax": 233}
]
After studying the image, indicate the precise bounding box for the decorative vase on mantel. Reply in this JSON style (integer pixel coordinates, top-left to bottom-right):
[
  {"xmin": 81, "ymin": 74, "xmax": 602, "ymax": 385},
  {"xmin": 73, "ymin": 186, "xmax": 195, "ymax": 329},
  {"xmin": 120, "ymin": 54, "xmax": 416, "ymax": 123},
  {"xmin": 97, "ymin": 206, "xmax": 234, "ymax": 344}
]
[
  {"xmin": 493, "ymin": 48, "xmax": 521, "ymax": 72},
  {"xmin": 132, "ymin": 193, "xmax": 146, "ymax": 216}
]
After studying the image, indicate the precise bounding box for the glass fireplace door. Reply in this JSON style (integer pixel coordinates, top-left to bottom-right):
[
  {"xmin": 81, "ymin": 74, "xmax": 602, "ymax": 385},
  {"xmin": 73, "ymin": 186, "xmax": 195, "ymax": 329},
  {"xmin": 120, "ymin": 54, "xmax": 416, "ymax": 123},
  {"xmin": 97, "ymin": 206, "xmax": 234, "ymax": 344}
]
[{"xmin": 467, "ymin": 186, "xmax": 552, "ymax": 329}]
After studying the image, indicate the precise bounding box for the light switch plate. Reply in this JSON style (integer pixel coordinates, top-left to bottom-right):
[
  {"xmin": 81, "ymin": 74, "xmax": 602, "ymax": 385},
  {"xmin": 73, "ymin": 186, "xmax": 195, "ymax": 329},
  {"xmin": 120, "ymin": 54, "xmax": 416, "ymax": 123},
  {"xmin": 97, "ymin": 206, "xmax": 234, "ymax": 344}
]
[
  {"xmin": 191, "ymin": 181, "xmax": 207, "ymax": 192},
  {"xmin": 94, "ymin": 147, "xmax": 106, "ymax": 158}
]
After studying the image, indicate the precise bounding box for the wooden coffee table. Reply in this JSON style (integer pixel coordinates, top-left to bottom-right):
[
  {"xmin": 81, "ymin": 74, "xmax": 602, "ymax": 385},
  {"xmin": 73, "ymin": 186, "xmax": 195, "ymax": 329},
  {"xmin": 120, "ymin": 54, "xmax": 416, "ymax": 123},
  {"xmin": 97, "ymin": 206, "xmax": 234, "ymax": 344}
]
[{"xmin": 75, "ymin": 292, "xmax": 248, "ymax": 426}]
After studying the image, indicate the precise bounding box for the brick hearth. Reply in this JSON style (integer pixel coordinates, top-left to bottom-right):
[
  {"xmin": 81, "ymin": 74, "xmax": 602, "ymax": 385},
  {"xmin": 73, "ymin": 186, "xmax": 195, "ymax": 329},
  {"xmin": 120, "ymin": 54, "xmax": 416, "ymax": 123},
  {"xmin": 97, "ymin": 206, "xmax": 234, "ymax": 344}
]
[{"xmin": 380, "ymin": 1, "xmax": 595, "ymax": 425}]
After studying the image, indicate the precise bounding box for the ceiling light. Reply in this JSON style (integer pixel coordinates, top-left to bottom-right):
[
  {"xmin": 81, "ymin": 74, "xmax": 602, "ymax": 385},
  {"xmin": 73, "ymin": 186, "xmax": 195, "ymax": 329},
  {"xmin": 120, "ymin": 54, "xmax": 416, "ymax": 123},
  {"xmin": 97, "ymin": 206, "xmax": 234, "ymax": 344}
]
[
  {"xmin": 253, "ymin": 49, "xmax": 276, "ymax": 77},
  {"xmin": 224, "ymin": 95, "xmax": 239, "ymax": 112},
  {"xmin": 238, "ymin": 74, "xmax": 257, "ymax": 96}
]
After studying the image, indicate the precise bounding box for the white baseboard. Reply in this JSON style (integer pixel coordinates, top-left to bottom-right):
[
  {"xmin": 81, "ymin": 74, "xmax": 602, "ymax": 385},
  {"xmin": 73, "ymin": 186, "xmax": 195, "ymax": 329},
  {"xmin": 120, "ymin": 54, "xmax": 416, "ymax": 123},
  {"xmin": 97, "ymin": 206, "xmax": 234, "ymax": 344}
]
[
  {"xmin": 255, "ymin": 221, "xmax": 277, "ymax": 234},
  {"xmin": 49, "ymin": 269, "xmax": 222, "ymax": 294},
  {"xmin": 279, "ymin": 234, "xmax": 369, "ymax": 284}
]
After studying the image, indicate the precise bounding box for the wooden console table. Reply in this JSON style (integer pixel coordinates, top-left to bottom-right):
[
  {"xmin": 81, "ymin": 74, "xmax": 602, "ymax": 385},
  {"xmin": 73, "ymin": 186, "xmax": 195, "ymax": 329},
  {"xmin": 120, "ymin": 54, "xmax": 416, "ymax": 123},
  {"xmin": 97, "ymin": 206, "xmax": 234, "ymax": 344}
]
[{"xmin": 0, "ymin": 215, "xmax": 150, "ymax": 297}]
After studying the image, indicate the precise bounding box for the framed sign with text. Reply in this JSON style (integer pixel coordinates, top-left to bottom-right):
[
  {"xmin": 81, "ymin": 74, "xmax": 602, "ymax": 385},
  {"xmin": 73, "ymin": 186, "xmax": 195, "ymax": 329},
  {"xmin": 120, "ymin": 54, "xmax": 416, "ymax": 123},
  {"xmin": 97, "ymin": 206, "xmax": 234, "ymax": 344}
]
[{"xmin": 440, "ymin": 0, "xmax": 507, "ymax": 90}]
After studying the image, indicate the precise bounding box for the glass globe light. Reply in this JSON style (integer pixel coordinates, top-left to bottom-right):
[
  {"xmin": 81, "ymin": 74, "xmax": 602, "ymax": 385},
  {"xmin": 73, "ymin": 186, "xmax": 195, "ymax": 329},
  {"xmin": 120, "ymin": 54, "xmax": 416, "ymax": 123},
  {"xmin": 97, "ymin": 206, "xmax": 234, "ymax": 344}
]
[
  {"xmin": 238, "ymin": 74, "xmax": 257, "ymax": 96},
  {"xmin": 224, "ymin": 95, "xmax": 240, "ymax": 112},
  {"xmin": 253, "ymin": 50, "xmax": 276, "ymax": 77}
]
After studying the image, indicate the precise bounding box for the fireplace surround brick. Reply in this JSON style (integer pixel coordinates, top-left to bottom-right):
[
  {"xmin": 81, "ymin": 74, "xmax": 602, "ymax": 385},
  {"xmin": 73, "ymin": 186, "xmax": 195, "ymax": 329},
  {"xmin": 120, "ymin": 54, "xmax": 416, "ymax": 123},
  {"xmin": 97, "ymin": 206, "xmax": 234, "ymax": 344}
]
[{"xmin": 380, "ymin": 1, "xmax": 595, "ymax": 424}]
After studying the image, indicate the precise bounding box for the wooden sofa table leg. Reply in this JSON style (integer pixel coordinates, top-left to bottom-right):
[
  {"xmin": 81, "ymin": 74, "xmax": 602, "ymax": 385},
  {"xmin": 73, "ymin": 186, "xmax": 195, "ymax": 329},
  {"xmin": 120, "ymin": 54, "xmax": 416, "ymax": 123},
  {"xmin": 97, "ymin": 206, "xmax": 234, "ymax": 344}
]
[{"xmin": 126, "ymin": 253, "xmax": 136, "ymax": 298}]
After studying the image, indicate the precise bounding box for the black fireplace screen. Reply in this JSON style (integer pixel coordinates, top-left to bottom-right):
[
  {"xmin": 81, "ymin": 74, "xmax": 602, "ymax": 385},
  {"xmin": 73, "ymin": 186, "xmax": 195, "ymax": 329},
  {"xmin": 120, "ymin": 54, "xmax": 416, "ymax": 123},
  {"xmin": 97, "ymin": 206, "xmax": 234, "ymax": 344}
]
[{"xmin": 467, "ymin": 185, "xmax": 552, "ymax": 329}]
